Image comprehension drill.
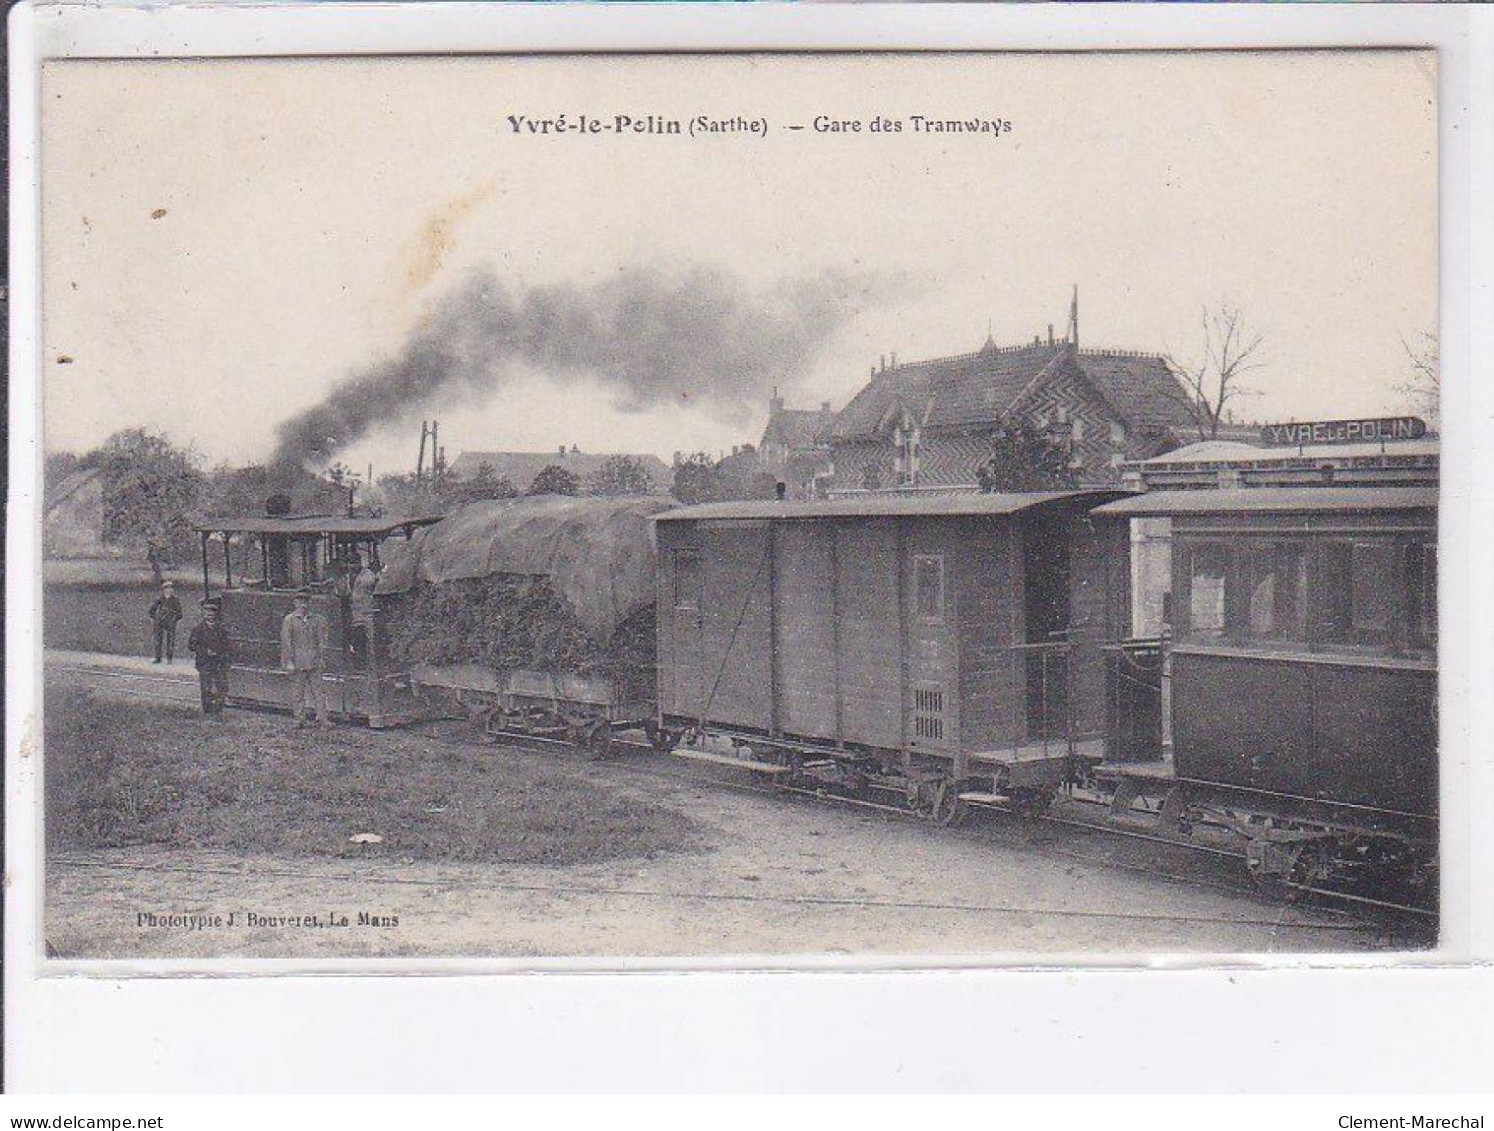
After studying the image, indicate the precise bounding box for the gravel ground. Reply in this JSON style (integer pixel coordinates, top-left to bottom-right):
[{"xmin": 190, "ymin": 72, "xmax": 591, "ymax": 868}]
[{"xmin": 42, "ymin": 656, "xmax": 1413, "ymax": 961}]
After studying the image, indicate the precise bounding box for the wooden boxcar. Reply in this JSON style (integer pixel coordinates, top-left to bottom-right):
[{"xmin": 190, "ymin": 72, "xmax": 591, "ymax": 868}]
[
  {"xmin": 194, "ymin": 514, "xmax": 441, "ymax": 726},
  {"xmin": 654, "ymin": 491, "xmax": 1126, "ymax": 811},
  {"xmin": 1089, "ymin": 486, "xmax": 1437, "ymax": 893}
]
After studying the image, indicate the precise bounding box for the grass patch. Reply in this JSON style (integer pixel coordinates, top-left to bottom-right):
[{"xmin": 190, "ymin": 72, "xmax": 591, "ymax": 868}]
[{"xmin": 44, "ymin": 685, "xmax": 702, "ymax": 866}]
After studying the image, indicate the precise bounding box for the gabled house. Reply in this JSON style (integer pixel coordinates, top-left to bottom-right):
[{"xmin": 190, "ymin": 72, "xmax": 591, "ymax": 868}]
[
  {"xmin": 758, "ymin": 390, "xmax": 835, "ymax": 500},
  {"xmin": 827, "ymin": 297, "xmax": 1199, "ymax": 492}
]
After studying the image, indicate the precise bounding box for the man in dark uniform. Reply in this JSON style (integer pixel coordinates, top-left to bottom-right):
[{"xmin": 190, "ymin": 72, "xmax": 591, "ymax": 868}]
[
  {"xmin": 187, "ymin": 598, "xmax": 234, "ymax": 716},
  {"xmin": 148, "ymin": 580, "xmax": 184, "ymax": 663}
]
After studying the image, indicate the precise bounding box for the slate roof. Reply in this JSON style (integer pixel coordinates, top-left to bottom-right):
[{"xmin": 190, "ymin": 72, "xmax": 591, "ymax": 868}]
[
  {"xmin": 829, "ymin": 340, "xmax": 1197, "ymax": 441},
  {"xmin": 447, "ymin": 450, "xmax": 673, "ymax": 491},
  {"xmin": 1075, "ymin": 351, "xmax": 1198, "ymax": 437}
]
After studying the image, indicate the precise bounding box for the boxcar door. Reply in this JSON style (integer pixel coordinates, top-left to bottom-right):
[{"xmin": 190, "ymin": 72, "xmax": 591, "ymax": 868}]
[
  {"xmin": 666, "ymin": 544, "xmax": 708, "ymax": 721},
  {"xmin": 906, "ymin": 546, "xmax": 957, "ymax": 756},
  {"xmin": 1022, "ymin": 518, "xmax": 1072, "ymax": 740}
]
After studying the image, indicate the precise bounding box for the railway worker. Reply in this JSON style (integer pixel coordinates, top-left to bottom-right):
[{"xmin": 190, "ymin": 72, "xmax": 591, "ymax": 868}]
[
  {"xmin": 350, "ymin": 556, "xmax": 379, "ymax": 657},
  {"xmin": 147, "ymin": 580, "xmax": 184, "ymax": 664},
  {"xmin": 280, "ymin": 589, "xmax": 333, "ymax": 730},
  {"xmin": 187, "ymin": 598, "xmax": 234, "ymax": 717}
]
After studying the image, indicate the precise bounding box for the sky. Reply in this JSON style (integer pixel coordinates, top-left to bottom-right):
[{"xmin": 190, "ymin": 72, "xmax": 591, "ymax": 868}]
[{"xmin": 40, "ymin": 51, "xmax": 1437, "ymax": 477}]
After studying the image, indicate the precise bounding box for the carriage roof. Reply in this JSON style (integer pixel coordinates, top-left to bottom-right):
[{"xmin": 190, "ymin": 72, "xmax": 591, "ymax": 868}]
[
  {"xmin": 656, "ymin": 489, "xmax": 1125, "ymax": 523},
  {"xmin": 1092, "ymin": 486, "xmax": 1437, "ymax": 518}
]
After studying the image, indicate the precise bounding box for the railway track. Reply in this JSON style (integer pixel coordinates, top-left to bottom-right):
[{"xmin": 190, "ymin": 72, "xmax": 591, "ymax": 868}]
[{"xmin": 49, "ymin": 658, "xmax": 1433, "ymax": 935}]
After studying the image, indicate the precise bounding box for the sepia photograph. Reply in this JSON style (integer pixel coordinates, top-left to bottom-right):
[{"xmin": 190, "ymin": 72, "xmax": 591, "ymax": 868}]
[{"xmin": 33, "ymin": 48, "xmax": 1442, "ymax": 964}]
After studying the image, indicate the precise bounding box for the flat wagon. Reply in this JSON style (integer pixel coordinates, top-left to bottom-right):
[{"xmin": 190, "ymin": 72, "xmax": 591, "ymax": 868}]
[
  {"xmin": 376, "ymin": 495, "xmax": 673, "ymax": 755},
  {"xmin": 653, "ymin": 491, "xmax": 1127, "ymax": 818}
]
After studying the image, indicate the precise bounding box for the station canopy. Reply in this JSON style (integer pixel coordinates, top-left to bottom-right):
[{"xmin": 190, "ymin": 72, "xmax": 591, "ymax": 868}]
[{"xmin": 375, "ymin": 495, "xmax": 676, "ymax": 636}]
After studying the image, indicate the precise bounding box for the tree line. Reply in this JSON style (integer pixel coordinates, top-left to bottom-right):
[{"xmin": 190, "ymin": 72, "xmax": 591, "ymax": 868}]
[{"xmin": 45, "ymin": 431, "xmax": 787, "ymax": 577}]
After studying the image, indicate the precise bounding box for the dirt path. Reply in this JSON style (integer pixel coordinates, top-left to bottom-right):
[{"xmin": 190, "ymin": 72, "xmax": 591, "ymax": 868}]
[{"xmin": 44, "ymin": 654, "xmax": 1397, "ymax": 961}]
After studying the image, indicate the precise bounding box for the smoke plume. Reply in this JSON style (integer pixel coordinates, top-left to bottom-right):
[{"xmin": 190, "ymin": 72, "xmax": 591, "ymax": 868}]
[{"xmin": 271, "ymin": 264, "xmax": 894, "ymax": 468}]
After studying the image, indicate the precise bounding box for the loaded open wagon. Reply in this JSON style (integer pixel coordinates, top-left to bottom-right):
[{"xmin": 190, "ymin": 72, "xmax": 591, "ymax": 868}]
[{"xmin": 376, "ymin": 494, "xmax": 674, "ymax": 755}]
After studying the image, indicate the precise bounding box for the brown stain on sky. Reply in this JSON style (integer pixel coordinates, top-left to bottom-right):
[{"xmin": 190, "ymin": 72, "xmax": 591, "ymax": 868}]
[{"xmin": 403, "ymin": 182, "xmax": 496, "ymax": 295}]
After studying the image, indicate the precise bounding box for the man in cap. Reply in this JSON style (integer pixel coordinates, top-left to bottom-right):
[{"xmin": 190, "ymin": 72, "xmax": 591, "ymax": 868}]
[
  {"xmin": 147, "ymin": 580, "xmax": 183, "ymax": 664},
  {"xmin": 187, "ymin": 597, "xmax": 234, "ymax": 717},
  {"xmin": 280, "ymin": 589, "xmax": 333, "ymax": 729},
  {"xmin": 350, "ymin": 555, "xmax": 380, "ymax": 657}
]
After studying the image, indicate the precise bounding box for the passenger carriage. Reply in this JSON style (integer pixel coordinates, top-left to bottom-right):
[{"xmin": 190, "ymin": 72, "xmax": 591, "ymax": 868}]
[
  {"xmin": 193, "ymin": 513, "xmax": 441, "ymax": 726},
  {"xmin": 652, "ymin": 491, "xmax": 1127, "ymax": 818},
  {"xmin": 1088, "ymin": 486, "xmax": 1438, "ymax": 900}
]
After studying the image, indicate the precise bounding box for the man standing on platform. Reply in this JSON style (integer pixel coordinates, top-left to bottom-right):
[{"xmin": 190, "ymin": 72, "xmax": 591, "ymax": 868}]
[
  {"xmin": 147, "ymin": 580, "xmax": 183, "ymax": 664},
  {"xmin": 187, "ymin": 597, "xmax": 234, "ymax": 717},
  {"xmin": 280, "ymin": 589, "xmax": 332, "ymax": 729}
]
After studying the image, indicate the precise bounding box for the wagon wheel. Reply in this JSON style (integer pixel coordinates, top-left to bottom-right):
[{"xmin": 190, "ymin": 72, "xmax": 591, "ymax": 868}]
[
  {"xmin": 478, "ymin": 706, "xmax": 503, "ymax": 746},
  {"xmin": 1011, "ymin": 789, "xmax": 1054, "ymax": 818},
  {"xmin": 843, "ymin": 767, "xmax": 872, "ymax": 800},
  {"xmin": 1246, "ymin": 840, "xmax": 1306, "ymax": 904},
  {"xmin": 1290, "ymin": 838, "xmax": 1338, "ymax": 893},
  {"xmin": 585, "ymin": 720, "xmax": 615, "ymax": 762},
  {"xmin": 565, "ymin": 719, "xmax": 589, "ymax": 752},
  {"xmin": 930, "ymin": 780, "xmax": 967, "ymax": 828},
  {"xmin": 775, "ymin": 750, "xmax": 806, "ymax": 792}
]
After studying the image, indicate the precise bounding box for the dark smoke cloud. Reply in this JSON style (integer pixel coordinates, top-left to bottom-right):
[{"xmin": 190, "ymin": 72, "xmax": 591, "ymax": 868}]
[{"xmin": 272, "ymin": 264, "xmax": 899, "ymax": 468}]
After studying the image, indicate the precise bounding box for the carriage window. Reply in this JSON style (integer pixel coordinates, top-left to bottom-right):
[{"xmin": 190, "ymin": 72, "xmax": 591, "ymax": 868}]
[
  {"xmin": 1322, "ymin": 541, "xmax": 1395, "ymax": 643},
  {"xmin": 1407, "ymin": 542, "xmax": 1437, "ymax": 647},
  {"xmin": 673, "ymin": 551, "xmax": 702, "ymax": 610},
  {"xmin": 1187, "ymin": 543, "xmax": 1228, "ymax": 639},
  {"xmin": 1243, "ymin": 542, "xmax": 1306, "ymax": 641},
  {"xmin": 914, "ymin": 555, "xmax": 945, "ymax": 620}
]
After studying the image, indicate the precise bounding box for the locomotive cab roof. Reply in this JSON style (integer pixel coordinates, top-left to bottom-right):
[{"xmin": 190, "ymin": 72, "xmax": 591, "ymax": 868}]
[{"xmin": 193, "ymin": 514, "xmax": 444, "ymax": 537}]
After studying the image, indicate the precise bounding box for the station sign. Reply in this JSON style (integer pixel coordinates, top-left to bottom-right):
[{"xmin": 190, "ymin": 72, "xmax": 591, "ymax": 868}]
[{"xmin": 1258, "ymin": 417, "xmax": 1427, "ymax": 447}]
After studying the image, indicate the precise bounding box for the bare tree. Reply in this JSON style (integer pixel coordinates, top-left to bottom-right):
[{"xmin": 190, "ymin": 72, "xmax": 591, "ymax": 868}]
[
  {"xmin": 1398, "ymin": 330, "xmax": 1439, "ymax": 428},
  {"xmin": 1163, "ymin": 303, "xmax": 1266, "ymax": 442}
]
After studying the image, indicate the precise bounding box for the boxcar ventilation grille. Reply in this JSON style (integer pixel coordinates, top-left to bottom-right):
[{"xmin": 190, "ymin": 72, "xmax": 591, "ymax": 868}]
[{"xmin": 914, "ymin": 688, "xmax": 945, "ymax": 741}]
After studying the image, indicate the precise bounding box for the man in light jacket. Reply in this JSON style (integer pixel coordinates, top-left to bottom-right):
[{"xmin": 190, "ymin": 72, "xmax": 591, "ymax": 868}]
[{"xmin": 280, "ymin": 589, "xmax": 332, "ymax": 729}]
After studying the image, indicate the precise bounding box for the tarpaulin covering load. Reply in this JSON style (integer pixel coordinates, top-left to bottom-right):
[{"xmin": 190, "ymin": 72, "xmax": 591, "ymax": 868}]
[{"xmin": 377, "ymin": 495, "xmax": 674, "ymax": 638}]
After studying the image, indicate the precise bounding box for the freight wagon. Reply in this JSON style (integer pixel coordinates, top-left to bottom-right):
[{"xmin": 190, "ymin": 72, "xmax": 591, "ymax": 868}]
[{"xmin": 653, "ymin": 491, "xmax": 1127, "ymax": 819}]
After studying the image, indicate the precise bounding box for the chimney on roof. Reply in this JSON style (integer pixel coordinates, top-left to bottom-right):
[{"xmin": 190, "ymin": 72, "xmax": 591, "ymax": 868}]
[
  {"xmin": 732, "ymin": 445, "xmax": 740, "ymax": 457},
  {"xmin": 891, "ymin": 352, "xmax": 897, "ymax": 368},
  {"xmin": 880, "ymin": 354, "xmax": 886, "ymax": 371},
  {"xmin": 1047, "ymin": 323, "xmax": 1054, "ymax": 346},
  {"xmin": 570, "ymin": 443, "xmax": 579, "ymax": 454},
  {"xmin": 673, "ymin": 450, "xmax": 682, "ymax": 466},
  {"xmin": 769, "ymin": 386, "xmax": 784, "ymax": 418},
  {"xmin": 820, "ymin": 401, "xmax": 832, "ymax": 415},
  {"xmin": 1068, "ymin": 285, "xmax": 1080, "ymax": 349},
  {"xmin": 557, "ymin": 444, "xmax": 566, "ymax": 456}
]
